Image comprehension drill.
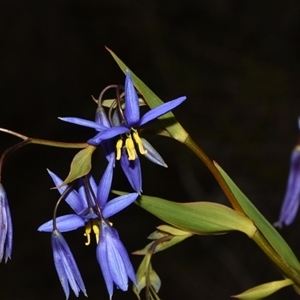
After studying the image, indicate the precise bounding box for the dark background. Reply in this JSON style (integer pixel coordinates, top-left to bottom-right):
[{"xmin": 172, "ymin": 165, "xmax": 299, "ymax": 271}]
[{"xmin": 1, "ymin": 1, "xmax": 300, "ymax": 299}]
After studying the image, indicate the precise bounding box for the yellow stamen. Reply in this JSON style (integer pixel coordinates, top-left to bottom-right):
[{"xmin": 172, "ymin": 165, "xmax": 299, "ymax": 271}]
[
  {"xmin": 133, "ymin": 131, "xmax": 147, "ymax": 155},
  {"xmin": 92, "ymin": 220, "xmax": 100, "ymax": 244},
  {"xmin": 125, "ymin": 135, "xmax": 136, "ymax": 160},
  {"xmin": 116, "ymin": 138, "xmax": 123, "ymax": 160},
  {"xmin": 84, "ymin": 223, "xmax": 92, "ymax": 245},
  {"xmin": 84, "ymin": 221, "xmax": 100, "ymax": 245}
]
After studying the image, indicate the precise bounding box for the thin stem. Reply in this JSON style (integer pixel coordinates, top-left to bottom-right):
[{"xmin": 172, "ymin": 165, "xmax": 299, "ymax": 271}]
[
  {"xmin": 185, "ymin": 134, "xmax": 300, "ymax": 286},
  {"xmin": 0, "ymin": 140, "xmax": 30, "ymax": 181},
  {"xmin": 0, "ymin": 127, "xmax": 87, "ymax": 148},
  {"xmin": 253, "ymin": 231, "xmax": 300, "ymax": 286},
  {"xmin": 52, "ymin": 183, "xmax": 75, "ymax": 230},
  {"xmin": 30, "ymin": 138, "xmax": 87, "ymax": 148},
  {"xmin": 145, "ymin": 235, "xmax": 173, "ymax": 300},
  {"xmin": 0, "ymin": 128, "xmax": 28, "ymax": 140},
  {"xmin": 185, "ymin": 135, "xmax": 244, "ymax": 213}
]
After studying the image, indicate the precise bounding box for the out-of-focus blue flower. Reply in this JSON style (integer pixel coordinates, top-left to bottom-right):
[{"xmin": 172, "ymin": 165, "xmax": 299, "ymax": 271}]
[
  {"xmin": 0, "ymin": 184, "xmax": 12, "ymax": 263},
  {"xmin": 59, "ymin": 71, "xmax": 186, "ymax": 193},
  {"xmin": 275, "ymin": 146, "xmax": 300, "ymax": 227},
  {"xmin": 51, "ymin": 229, "xmax": 87, "ymax": 299},
  {"xmin": 97, "ymin": 220, "xmax": 137, "ymax": 299}
]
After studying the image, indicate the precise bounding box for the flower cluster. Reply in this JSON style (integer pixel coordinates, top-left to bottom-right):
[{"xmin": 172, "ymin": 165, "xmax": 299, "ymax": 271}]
[{"xmin": 35, "ymin": 71, "xmax": 186, "ymax": 298}]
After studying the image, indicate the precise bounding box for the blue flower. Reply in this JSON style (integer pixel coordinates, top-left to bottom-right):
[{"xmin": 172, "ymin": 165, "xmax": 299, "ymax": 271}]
[
  {"xmin": 0, "ymin": 184, "xmax": 12, "ymax": 263},
  {"xmin": 38, "ymin": 170, "xmax": 138, "ymax": 298},
  {"xmin": 38, "ymin": 170, "xmax": 138, "ymax": 236},
  {"xmin": 97, "ymin": 220, "xmax": 137, "ymax": 299},
  {"xmin": 59, "ymin": 71, "xmax": 186, "ymax": 192},
  {"xmin": 51, "ymin": 230, "xmax": 87, "ymax": 298},
  {"xmin": 275, "ymin": 146, "xmax": 300, "ymax": 227}
]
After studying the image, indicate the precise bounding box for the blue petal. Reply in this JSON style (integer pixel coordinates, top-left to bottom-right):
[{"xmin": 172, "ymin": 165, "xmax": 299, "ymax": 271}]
[
  {"xmin": 95, "ymin": 106, "xmax": 111, "ymax": 128},
  {"xmin": 77, "ymin": 175, "xmax": 97, "ymax": 209},
  {"xmin": 275, "ymin": 148, "xmax": 300, "ymax": 227},
  {"xmin": 59, "ymin": 117, "xmax": 105, "ymax": 131},
  {"xmin": 88, "ymin": 126, "xmax": 129, "ymax": 146},
  {"xmin": 102, "ymin": 193, "xmax": 139, "ymax": 219},
  {"xmin": 51, "ymin": 230, "xmax": 87, "ymax": 298},
  {"xmin": 38, "ymin": 215, "xmax": 85, "ymax": 232},
  {"xmin": 114, "ymin": 234, "xmax": 137, "ymax": 285},
  {"xmin": 103, "ymin": 223, "xmax": 128, "ymax": 290},
  {"xmin": 125, "ymin": 71, "xmax": 140, "ymax": 126},
  {"xmin": 96, "ymin": 225, "xmax": 114, "ymax": 298},
  {"xmin": 0, "ymin": 184, "xmax": 12, "ymax": 262},
  {"xmin": 97, "ymin": 158, "xmax": 115, "ymax": 208},
  {"xmin": 141, "ymin": 138, "xmax": 168, "ymax": 167},
  {"xmin": 47, "ymin": 170, "xmax": 87, "ymax": 215},
  {"xmin": 120, "ymin": 150, "xmax": 142, "ymax": 193},
  {"xmin": 138, "ymin": 96, "xmax": 186, "ymax": 126},
  {"xmin": 102, "ymin": 141, "xmax": 116, "ymax": 163}
]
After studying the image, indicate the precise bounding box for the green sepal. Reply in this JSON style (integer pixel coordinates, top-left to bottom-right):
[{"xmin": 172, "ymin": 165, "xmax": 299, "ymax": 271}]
[
  {"xmin": 214, "ymin": 161, "xmax": 300, "ymax": 271},
  {"xmin": 232, "ymin": 278, "xmax": 293, "ymax": 299},
  {"xmin": 133, "ymin": 254, "xmax": 162, "ymax": 300},
  {"xmin": 60, "ymin": 145, "xmax": 96, "ymax": 186},
  {"xmin": 133, "ymin": 226, "xmax": 193, "ymax": 255},
  {"xmin": 106, "ymin": 47, "xmax": 189, "ymax": 143}
]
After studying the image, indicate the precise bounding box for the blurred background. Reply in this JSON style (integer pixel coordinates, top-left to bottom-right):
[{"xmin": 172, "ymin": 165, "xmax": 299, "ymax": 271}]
[{"xmin": 1, "ymin": 1, "xmax": 300, "ymax": 299}]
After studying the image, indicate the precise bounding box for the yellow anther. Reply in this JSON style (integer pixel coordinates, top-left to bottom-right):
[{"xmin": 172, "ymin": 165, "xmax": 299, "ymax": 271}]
[
  {"xmin": 84, "ymin": 223, "xmax": 92, "ymax": 246},
  {"xmin": 116, "ymin": 139, "xmax": 123, "ymax": 160},
  {"xmin": 125, "ymin": 135, "xmax": 136, "ymax": 160},
  {"xmin": 133, "ymin": 131, "xmax": 147, "ymax": 155},
  {"xmin": 92, "ymin": 220, "xmax": 100, "ymax": 244}
]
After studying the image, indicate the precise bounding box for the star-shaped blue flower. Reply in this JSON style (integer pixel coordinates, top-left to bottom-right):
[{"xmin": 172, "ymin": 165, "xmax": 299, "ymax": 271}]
[
  {"xmin": 38, "ymin": 170, "xmax": 138, "ymax": 298},
  {"xmin": 59, "ymin": 71, "xmax": 186, "ymax": 193},
  {"xmin": 38, "ymin": 169, "xmax": 138, "ymax": 234}
]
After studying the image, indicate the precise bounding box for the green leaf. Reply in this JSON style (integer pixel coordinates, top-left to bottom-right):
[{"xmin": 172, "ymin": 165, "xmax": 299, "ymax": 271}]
[
  {"xmin": 133, "ymin": 230, "xmax": 192, "ymax": 255},
  {"xmin": 106, "ymin": 47, "xmax": 189, "ymax": 143},
  {"xmin": 60, "ymin": 145, "xmax": 96, "ymax": 186},
  {"xmin": 128, "ymin": 193, "xmax": 257, "ymax": 237},
  {"xmin": 214, "ymin": 162, "xmax": 300, "ymax": 271},
  {"xmin": 156, "ymin": 224, "xmax": 193, "ymax": 236},
  {"xmin": 232, "ymin": 278, "xmax": 293, "ymax": 299}
]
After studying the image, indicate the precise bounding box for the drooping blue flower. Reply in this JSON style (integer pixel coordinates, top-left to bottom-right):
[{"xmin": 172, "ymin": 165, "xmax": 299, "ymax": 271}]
[
  {"xmin": 0, "ymin": 184, "xmax": 12, "ymax": 263},
  {"xmin": 38, "ymin": 170, "xmax": 138, "ymax": 298},
  {"xmin": 51, "ymin": 229, "xmax": 87, "ymax": 299},
  {"xmin": 275, "ymin": 146, "xmax": 300, "ymax": 227},
  {"xmin": 58, "ymin": 71, "xmax": 186, "ymax": 192},
  {"xmin": 97, "ymin": 220, "xmax": 137, "ymax": 300}
]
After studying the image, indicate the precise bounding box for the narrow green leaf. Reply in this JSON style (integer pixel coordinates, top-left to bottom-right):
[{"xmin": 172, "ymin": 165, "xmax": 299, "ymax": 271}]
[
  {"xmin": 132, "ymin": 193, "xmax": 257, "ymax": 237},
  {"xmin": 106, "ymin": 47, "xmax": 189, "ymax": 143},
  {"xmin": 156, "ymin": 224, "xmax": 193, "ymax": 236},
  {"xmin": 214, "ymin": 162, "xmax": 300, "ymax": 271},
  {"xmin": 60, "ymin": 145, "xmax": 96, "ymax": 186},
  {"xmin": 133, "ymin": 233, "xmax": 192, "ymax": 255},
  {"xmin": 232, "ymin": 278, "xmax": 293, "ymax": 300}
]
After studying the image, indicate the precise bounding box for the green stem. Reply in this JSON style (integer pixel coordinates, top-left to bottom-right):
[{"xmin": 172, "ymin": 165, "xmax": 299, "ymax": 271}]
[
  {"xmin": 185, "ymin": 135, "xmax": 244, "ymax": 213},
  {"xmin": 0, "ymin": 127, "xmax": 87, "ymax": 148},
  {"xmin": 253, "ymin": 231, "xmax": 300, "ymax": 286},
  {"xmin": 185, "ymin": 135, "xmax": 300, "ymax": 286}
]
